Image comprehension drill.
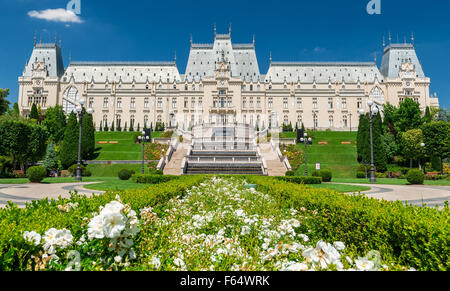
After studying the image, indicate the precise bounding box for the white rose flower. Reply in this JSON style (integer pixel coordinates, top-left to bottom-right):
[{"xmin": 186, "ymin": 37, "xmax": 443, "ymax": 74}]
[
  {"xmin": 114, "ymin": 255, "xmax": 123, "ymax": 263},
  {"xmin": 23, "ymin": 231, "xmax": 41, "ymax": 246},
  {"xmin": 151, "ymin": 256, "xmax": 161, "ymax": 269},
  {"xmin": 355, "ymin": 257, "xmax": 375, "ymax": 271},
  {"xmin": 333, "ymin": 241, "xmax": 345, "ymax": 251},
  {"xmin": 102, "ymin": 211, "xmax": 126, "ymax": 239},
  {"xmin": 87, "ymin": 214, "xmax": 104, "ymax": 240}
]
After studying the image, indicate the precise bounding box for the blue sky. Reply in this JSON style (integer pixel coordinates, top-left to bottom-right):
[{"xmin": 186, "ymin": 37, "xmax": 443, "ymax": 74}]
[{"xmin": 1, "ymin": 0, "xmax": 449, "ymax": 108}]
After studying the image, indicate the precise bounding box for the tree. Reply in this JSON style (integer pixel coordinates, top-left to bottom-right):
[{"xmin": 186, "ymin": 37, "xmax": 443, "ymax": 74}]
[
  {"xmin": 357, "ymin": 113, "xmax": 387, "ymax": 172},
  {"xmin": 381, "ymin": 130, "xmax": 398, "ymax": 163},
  {"xmin": 0, "ymin": 117, "xmax": 47, "ymax": 170},
  {"xmin": 60, "ymin": 112, "xmax": 79, "ymax": 169},
  {"xmin": 30, "ymin": 103, "xmax": 39, "ymax": 120},
  {"xmin": 43, "ymin": 143, "xmax": 58, "ymax": 172},
  {"xmin": 42, "ymin": 105, "xmax": 67, "ymax": 144},
  {"xmin": 9, "ymin": 102, "xmax": 19, "ymax": 117},
  {"xmin": 357, "ymin": 114, "xmax": 370, "ymax": 163},
  {"xmin": 372, "ymin": 112, "xmax": 387, "ymax": 172},
  {"xmin": 395, "ymin": 98, "xmax": 423, "ymax": 132},
  {"xmin": 401, "ymin": 129, "xmax": 424, "ymax": 168},
  {"xmin": 436, "ymin": 108, "xmax": 450, "ymax": 122},
  {"xmin": 81, "ymin": 110, "xmax": 95, "ymax": 160},
  {"xmin": 0, "ymin": 89, "xmax": 10, "ymax": 116},
  {"xmin": 422, "ymin": 121, "xmax": 450, "ymax": 174},
  {"xmin": 423, "ymin": 106, "xmax": 433, "ymax": 123}
]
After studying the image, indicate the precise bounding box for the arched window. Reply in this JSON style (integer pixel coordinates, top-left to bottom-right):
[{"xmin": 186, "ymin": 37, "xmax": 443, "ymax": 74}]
[{"xmin": 62, "ymin": 86, "xmax": 80, "ymax": 114}]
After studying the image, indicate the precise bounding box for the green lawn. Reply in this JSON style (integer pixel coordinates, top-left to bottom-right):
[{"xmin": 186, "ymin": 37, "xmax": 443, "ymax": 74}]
[
  {"xmin": 0, "ymin": 176, "xmax": 148, "ymax": 191},
  {"xmin": 310, "ymin": 183, "xmax": 371, "ymax": 193},
  {"xmin": 94, "ymin": 131, "xmax": 164, "ymax": 161},
  {"xmin": 293, "ymin": 131, "xmax": 358, "ymax": 178},
  {"xmin": 333, "ymin": 177, "xmax": 450, "ymax": 186},
  {"xmin": 86, "ymin": 164, "xmax": 153, "ymax": 177}
]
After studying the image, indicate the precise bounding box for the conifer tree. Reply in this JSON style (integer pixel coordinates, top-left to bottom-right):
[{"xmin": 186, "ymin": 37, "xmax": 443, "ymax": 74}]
[
  {"xmin": 60, "ymin": 112, "xmax": 79, "ymax": 168},
  {"xmin": 81, "ymin": 110, "xmax": 95, "ymax": 160},
  {"xmin": 43, "ymin": 142, "xmax": 58, "ymax": 172},
  {"xmin": 30, "ymin": 103, "xmax": 39, "ymax": 120}
]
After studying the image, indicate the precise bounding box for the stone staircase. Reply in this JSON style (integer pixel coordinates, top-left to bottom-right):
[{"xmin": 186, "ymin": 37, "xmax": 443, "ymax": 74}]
[
  {"xmin": 163, "ymin": 143, "xmax": 188, "ymax": 175},
  {"xmin": 259, "ymin": 143, "xmax": 287, "ymax": 176},
  {"xmin": 183, "ymin": 124, "xmax": 265, "ymax": 175}
]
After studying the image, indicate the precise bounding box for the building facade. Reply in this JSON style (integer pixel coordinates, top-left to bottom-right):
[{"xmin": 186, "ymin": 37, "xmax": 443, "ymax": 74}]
[{"xmin": 18, "ymin": 28, "xmax": 440, "ymax": 131}]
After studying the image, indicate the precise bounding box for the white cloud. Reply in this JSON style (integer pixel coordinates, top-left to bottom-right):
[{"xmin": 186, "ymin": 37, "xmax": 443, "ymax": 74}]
[{"xmin": 28, "ymin": 8, "xmax": 83, "ymax": 23}]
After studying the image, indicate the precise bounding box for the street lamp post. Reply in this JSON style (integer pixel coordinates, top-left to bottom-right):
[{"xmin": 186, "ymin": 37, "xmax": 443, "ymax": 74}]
[
  {"xmin": 300, "ymin": 133, "xmax": 312, "ymax": 176},
  {"xmin": 420, "ymin": 143, "xmax": 426, "ymax": 175},
  {"xmin": 75, "ymin": 99, "xmax": 93, "ymax": 182},
  {"xmin": 138, "ymin": 131, "xmax": 151, "ymax": 174},
  {"xmin": 359, "ymin": 100, "xmax": 379, "ymax": 183}
]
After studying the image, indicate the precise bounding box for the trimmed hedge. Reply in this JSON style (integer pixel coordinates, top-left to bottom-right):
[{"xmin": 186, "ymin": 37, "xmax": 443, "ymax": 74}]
[
  {"xmin": 0, "ymin": 175, "xmax": 205, "ymax": 270},
  {"xmin": 312, "ymin": 169, "xmax": 332, "ymax": 182},
  {"xmin": 407, "ymin": 169, "xmax": 425, "ymax": 185},
  {"xmin": 118, "ymin": 169, "xmax": 134, "ymax": 181},
  {"xmin": 132, "ymin": 174, "xmax": 178, "ymax": 184},
  {"xmin": 276, "ymin": 176, "xmax": 322, "ymax": 185},
  {"xmin": 247, "ymin": 176, "xmax": 449, "ymax": 271},
  {"xmin": 26, "ymin": 166, "xmax": 47, "ymax": 183}
]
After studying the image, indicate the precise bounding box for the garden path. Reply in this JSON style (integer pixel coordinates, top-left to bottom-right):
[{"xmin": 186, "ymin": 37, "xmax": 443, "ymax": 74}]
[
  {"xmin": 340, "ymin": 183, "xmax": 450, "ymax": 208},
  {"xmin": 0, "ymin": 182, "xmax": 104, "ymax": 208}
]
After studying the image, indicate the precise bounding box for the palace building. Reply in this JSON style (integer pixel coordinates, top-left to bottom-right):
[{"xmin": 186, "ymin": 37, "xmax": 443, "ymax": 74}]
[{"xmin": 18, "ymin": 28, "xmax": 440, "ymax": 131}]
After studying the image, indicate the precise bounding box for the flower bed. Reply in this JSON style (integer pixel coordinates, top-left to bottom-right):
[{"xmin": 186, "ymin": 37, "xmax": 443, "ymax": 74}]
[
  {"xmin": 279, "ymin": 144, "xmax": 304, "ymax": 173},
  {"xmin": 247, "ymin": 176, "xmax": 449, "ymax": 271},
  {"xmin": 135, "ymin": 177, "xmax": 380, "ymax": 271},
  {"xmin": 1, "ymin": 175, "xmax": 446, "ymax": 271},
  {"xmin": 0, "ymin": 175, "xmax": 204, "ymax": 270}
]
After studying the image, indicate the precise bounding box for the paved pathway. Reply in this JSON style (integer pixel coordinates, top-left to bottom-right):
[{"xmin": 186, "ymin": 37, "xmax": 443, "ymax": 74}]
[
  {"xmin": 259, "ymin": 143, "xmax": 286, "ymax": 176},
  {"xmin": 339, "ymin": 183, "xmax": 450, "ymax": 208},
  {"xmin": 0, "ymin": 182, "xmax": 104, "ymax": 209}
]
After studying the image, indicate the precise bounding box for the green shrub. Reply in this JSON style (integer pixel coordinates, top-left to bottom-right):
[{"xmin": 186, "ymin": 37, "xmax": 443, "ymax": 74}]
[
  {"xmin": 312, "ymin": 169, "xmax": 332, "ymax": 182},
  {"xmin": 407, "ymin": 169, "xmax": 425, "ymax": 185},
  {"xmin": 132, "ymin": 174, "xmax": 178, "ymax": 184},
  {"xmin": 118, "ymin": 169, "xmax": 133, "ymax": 181},
  {"xmin": 26, "ymin": 166, "xmax": 47, "ymax": 183},
  {"xmin": 356, "ymin": 171, "xmax": 366, "ymax": 179},
  {"xmin": 247, "ymin": 176, "xmax": 449, "ymax": 271},
  {"xmin": 0, "ymin": 175, "xmax": 205, "ymax": 270},
  {"xmin": 285, "ymin": 170, "xmax": 295, "ymax": 176},
  {"xmin": 67, "ymin": 164, "xmax": 91, "ymax": 177},
  {"xmin": 375, "ymin": 172, "xmax": 386, "ymax": 179},
  {"xmin": 276, "ymin": 176, "xmax": 322, "ymax": 184}
]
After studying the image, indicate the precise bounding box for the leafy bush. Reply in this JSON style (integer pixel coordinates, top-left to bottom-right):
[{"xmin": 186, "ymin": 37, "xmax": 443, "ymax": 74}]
[
  {"xmin": 312, "ymin": 169, "xmax": 332, "ymax": 182},
  {"xmin": 118, "ymin": 169, "xmax": 132, "ymax": 181},
  {"xmin": 276, "ymin": 176, "xmax": 322, "ymax": 185},
  {"xmin": 356, "ymin": 171, "xmax": 366, "ymax": 179},
  {"xmin": 67, "ymin": 164, "xmax": 91, "ymax": 177},
  {"xmin": 0, "ymin": 175, "xmax": 205, "ymax": 270},
  {"xmin": 26, "ymin": 166, "xmax": 47, "ymax": 183},
  {"xmin": 247, "ymin": 176, "xmax": 449, "ymax": 271},
  {"xmin": 132, "ymin": 174, "xmax": 178, "ymax": 184},
  {"xmin": 375, "ymin": 172, "xmax": 386, "ymax": 179},
  {"xmin": 285, "ymin": 170, "xmax": 295, "ymax": 176},
  {"xmin": 407, "ymin": 169, "xmax": 424, "ymax": 185}
]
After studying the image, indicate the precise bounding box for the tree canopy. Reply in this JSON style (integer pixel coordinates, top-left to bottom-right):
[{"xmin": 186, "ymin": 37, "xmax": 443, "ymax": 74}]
[
  {"xmin": 42, "ymin": 105, "xmax": 67, "ymax": 144},
  {"xmin": 0, "ymin": 89, "xmax": 11, "ymax": 116}
]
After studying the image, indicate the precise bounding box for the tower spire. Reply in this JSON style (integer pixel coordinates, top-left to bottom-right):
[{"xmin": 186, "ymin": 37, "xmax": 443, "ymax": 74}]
[
  {"xmin": 33, "ymin": 31, "xmax": 37, "ymax": 47},
  {"xmin": 229, "ymin": 22, "xmax": 232, "ymax": 35},
  {"xmin": 388, "ymin": 31, "xmax": 392, "ymax": 45},
  {"xmin": 253, "ymin": 34, "xmax": 255, "ymax": 46},
  {"xmin": 190, "ymin": 34, "xmax": 193, "ymax": 46},
  {"xmin": 382, "ymin": 36, "xmax": 385, "ymax": 48},
  {"xmin": 54, "ymin": 32, "xmax": 57, "ymax": 45},
  {"xmin": 411, "ymin": 32, "xmax": 415, "ymax": 46},
  {"xmin": 174, "ymin": 51, "xmax": 177, "ymax": 64},
  {"xmin": 214, "ymin": 23, "xmax": 216, "ymax": 37},
  {"xmin": 269, "ymin": 51, "xmax": 272, "ymax": 64}
]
